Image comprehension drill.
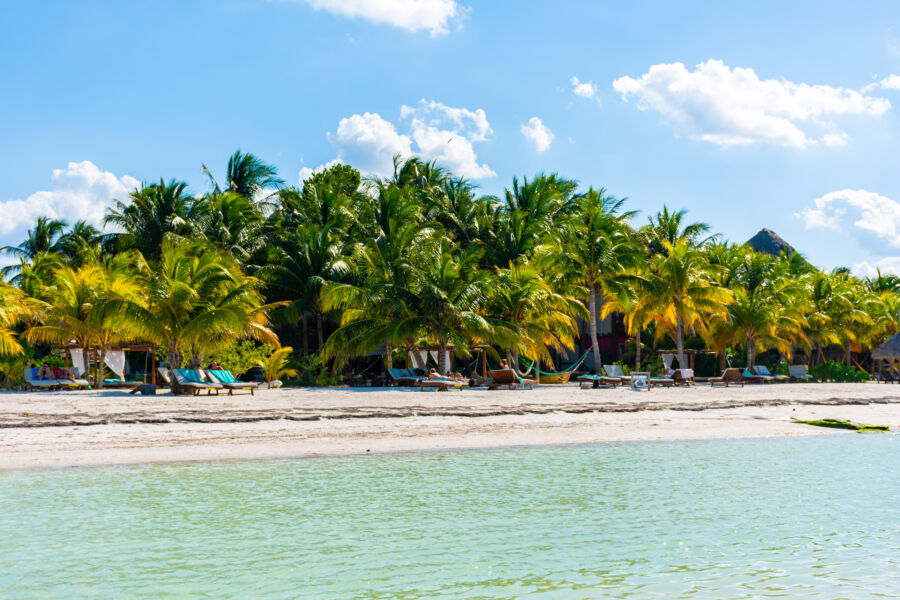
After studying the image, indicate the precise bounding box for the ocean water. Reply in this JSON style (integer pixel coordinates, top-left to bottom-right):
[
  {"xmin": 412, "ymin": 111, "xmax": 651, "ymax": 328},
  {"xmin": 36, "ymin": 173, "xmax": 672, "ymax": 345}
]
[{"xmin": 1, "ymin": 435, "xmax": 898, "ymax": 599}]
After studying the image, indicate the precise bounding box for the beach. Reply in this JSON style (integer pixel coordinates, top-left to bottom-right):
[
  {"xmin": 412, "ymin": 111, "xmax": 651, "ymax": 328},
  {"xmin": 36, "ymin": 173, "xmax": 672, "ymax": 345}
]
[{"xmin": 1, "ymin": 383, "xmax": 898, "ymax": 470}]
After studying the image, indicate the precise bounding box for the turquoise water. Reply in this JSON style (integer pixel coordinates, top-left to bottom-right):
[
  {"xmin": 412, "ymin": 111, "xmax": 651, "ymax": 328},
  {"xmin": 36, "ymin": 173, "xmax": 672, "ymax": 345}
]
[{"xmin": 1, "ymin": 435, "xmax": 898, "ymax": 599}]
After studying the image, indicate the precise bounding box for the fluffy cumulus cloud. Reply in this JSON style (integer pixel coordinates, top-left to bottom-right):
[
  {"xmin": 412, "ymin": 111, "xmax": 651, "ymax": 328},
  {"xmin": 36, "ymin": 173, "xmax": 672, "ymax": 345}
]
[
  {"xmin": 796, "ymin": 189, "xmax": 900, "ymax": 247},
  {"xmin": 862, "ymin": 74, "xmax": 900, "ymax": 92},
  {"xmin": 520, "ymin": 117, "xmax": 554, "ymax": 152},
  {"xmin": 853, "ymin": 257, "xmax": 900, "ymax": 278},
  {"xmin": 613, "ymin": 59, "xmax": 891, "ymax": 147},
  {"xmin": 570, "ymin": 76, "xmax": 598, "ymax": 100},
  {"xmin": 0, "ymin": 161, "xmax": 139, "ymax": 246},
  {"xmin": 302, "ymin": 99, "xmax": 494, "ymax": 180},
  {"xmin": 300, "ymin": 0, "xmax": 466, "ymax": 35}
]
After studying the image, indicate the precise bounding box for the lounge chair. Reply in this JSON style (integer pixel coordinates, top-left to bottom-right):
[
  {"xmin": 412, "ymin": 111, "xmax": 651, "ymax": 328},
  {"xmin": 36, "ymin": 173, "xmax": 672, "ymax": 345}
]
[
  {"xmin": 577, "ymin": 374, "xmax": 621, "ymax": 389},
  {"xmin": 788, "ymin": 365, "xmax": 814, "ymax": 382},
  {"xmin": 416, "ymin": 378, "xmax": 465, "ymax": 391},
  {"xmin": 708, "ymin": 368, "xmax": 745, "ymax": 387},
  {"xmin": 163, "ymin": 368, "xmax": 221, "ymax": 396},
  {"xmin": 487, "ymin": 369, "xmax": 536, "ymax": 390},
  {"xmin": 671, "ymin": 369, "xmax": 695, "ymax": 386},
  {"xmin": 603, "ymin": 364, "xmax": 632, "ymax": 383},
  {"xmin": 752, "ymin": 365, "xmax": 790, "ymax": 382},
  {"xmin": 207, "ymin": 370, "xmax": 258, "ymax": 395},
  {"xmin": 386, "ymin": 368, "xmax": 425, "ymax": 386},
  {"xmin": 650, "ymin": 375, "xmax": 676, "ymax": 388},
  {"xmin": 741, "ymin": 368, "xmax": 774, "ymax": 384},
  {"xmin": 23, "ymin": 367, "xmax": 60, "ymax": 391}
]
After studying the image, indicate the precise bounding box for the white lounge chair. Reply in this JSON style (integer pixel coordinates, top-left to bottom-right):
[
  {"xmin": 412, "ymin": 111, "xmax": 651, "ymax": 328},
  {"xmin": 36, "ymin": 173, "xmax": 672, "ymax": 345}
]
[
  {"xmin": 23, "ymin": 367, "xmax": 59, "ymax": 391},
  {"xmin": 752, "ymin": 365, "xmax": 790, "ymax": 382},
  {"xmin": 788, "ymin": 365, "xmax": 814, "ymax": 381}
]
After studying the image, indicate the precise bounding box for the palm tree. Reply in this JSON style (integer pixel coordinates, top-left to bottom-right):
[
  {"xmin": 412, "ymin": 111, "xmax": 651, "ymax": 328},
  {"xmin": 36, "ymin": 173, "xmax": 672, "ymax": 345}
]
[
  {"xmin": 631, "ymin": 240, "xmax": 733, "ymax": 369},
  {"xmin": 190, "ymin": 191, "xmax": 267, "ymax": 263},
  {"xmin": 149, "ymin": 237, "xmax": 280, "ymax": 369},
  {"xmin": 261, "ymin": 222, "xmax": 351, "ymax": 353},
  {"xmin": 253, "ymin": 346, "xmax": 297, "ymax": 388},
  {"xmin": 58, "ymin": 221, "xmax": 104, "ymax": 267},
  {"xmin": 23, "ymin": 256, "xmax": 153, "ymax": 388},
  {"xmin": 0, "ymin": 281, "xmax": 40, "ymax": 356},
  {"xmin": 321, "ymin": 183, "xmax": 431, "ymax": 369},
  {"xmin": 642, "ymin": 205, "xmax": 714, "ymax": 255},
  {"xmin": 485, "ymin": 260, "xmax": 584, "ymax": 369},
  {"xmin": 204, "ymin": 150, "xmax": 284, "ymax": 201},
  {"xmin": 563, "ymin": 188, "xmax": 642, "ymax": 374},
  {"xmin": 105, "ymin": 179, "xmax": 194, "ymax": 258},
  {"xmin": 1, "ymin": 217, "xmax": 67, "ymax": 260}
]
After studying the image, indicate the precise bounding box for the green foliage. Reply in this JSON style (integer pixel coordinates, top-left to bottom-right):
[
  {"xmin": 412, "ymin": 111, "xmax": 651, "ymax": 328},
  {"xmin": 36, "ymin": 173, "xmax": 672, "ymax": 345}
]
[
  {"xmin": 211, "ymin": 340, "xmax": 272, "ymax": 376},
  {"xmin": 252, "ymin": 346, "xmax": 298, "ymax": 388},
  {"xmin": 808, "ymin": 360, "xmax": 870, "ymax": 383},
  {"xmin": 284, "ymin": 353, "xmax": 339, "ymax": 387}
]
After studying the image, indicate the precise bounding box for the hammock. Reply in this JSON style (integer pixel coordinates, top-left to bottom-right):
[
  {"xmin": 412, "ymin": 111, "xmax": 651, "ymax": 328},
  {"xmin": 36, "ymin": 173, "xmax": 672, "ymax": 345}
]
[{"xmin": 520, "ymin": 349, "xmax": 591, "ymax": 377}]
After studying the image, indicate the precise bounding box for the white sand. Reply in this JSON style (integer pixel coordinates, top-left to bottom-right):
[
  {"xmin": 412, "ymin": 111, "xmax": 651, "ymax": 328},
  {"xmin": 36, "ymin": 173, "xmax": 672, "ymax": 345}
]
[{"xmin": 1, "ymin": 383, "xmax": 898, "ymax": 470}]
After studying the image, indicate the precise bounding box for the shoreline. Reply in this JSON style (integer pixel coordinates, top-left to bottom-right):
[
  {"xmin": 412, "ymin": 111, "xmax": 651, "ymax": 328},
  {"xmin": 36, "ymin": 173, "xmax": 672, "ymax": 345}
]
[{"xmin": 1, "ymin": 384, "xmax": 898, "ymax": 471}]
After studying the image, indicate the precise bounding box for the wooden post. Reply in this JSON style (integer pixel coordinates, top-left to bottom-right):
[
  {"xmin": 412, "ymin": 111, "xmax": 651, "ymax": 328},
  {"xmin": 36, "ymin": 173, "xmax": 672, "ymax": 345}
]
[{"xmin": 151, "ymin": 348, "xmax": 157, "ymax": 386}]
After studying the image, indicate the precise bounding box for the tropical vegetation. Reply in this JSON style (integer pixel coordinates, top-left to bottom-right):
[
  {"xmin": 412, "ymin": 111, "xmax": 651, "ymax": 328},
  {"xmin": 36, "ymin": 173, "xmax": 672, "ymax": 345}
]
[{"xmin": 1, "ymin": 149, "xmax": 897, "ymax": 387}]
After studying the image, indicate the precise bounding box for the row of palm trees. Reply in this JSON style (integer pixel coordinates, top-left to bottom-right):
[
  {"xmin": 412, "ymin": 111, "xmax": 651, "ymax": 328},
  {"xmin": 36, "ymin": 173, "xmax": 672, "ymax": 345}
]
[{"xmin": 2, "ymin": 151, "xmax": 899, "ymax": 386}]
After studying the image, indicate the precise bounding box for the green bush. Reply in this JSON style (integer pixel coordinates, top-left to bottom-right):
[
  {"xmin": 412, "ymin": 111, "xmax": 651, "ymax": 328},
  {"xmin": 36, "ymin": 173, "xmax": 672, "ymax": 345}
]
[
  {"xmin": 209, "ymin": 340, "xmax": 272, "ymax": 376},
  {"xmin": 808, "ymin": 360, "xmax": 869, "ymax": 383},
  {"xmin": 283, "ymin": 353, "xmax": 339, "ymax": 387}
]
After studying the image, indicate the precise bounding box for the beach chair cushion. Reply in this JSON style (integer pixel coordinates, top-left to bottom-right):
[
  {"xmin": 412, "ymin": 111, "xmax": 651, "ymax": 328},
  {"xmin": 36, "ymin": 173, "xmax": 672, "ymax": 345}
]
[{"xmin": 210, "ymin": 369, "xmax": 238, "ymax": 384}]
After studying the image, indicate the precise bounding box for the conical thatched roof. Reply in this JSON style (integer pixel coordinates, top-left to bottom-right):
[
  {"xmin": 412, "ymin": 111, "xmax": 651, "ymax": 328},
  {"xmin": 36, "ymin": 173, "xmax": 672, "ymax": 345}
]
[
  {"xmin": 746, "ymin": 228, "xmax": 798, "ymax": 258},
  {"xmin": 872, "ymin": 332, "xmax": 900, "ymax": 359}
]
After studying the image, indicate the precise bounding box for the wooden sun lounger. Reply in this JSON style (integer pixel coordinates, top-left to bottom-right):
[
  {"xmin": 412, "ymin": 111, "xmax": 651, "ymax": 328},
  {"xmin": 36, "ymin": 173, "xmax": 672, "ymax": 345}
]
[
  {"xmin": 487, "ymin": 369, "xmax": 536, "ymax": 390},
  {"xmin": 577, "ymin": 375, "xmax": 621, "ymax": 389},
  {"xmin": 207, "ymin": 370, "xmax": 258, "ymax": 395},
  {"xmin": 708, "ymin": 368, "xmax": 744, "ymax": 387},
  {"xmin": 416, "ymin": 379, "xmax": 464, "ymax": 391}
]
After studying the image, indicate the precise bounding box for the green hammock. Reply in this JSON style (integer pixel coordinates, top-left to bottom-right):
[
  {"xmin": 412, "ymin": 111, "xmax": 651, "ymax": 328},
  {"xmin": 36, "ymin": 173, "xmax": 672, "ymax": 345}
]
[{"xmin": 520, "ymin": 349, "xmax": 591, "ymax": 376}]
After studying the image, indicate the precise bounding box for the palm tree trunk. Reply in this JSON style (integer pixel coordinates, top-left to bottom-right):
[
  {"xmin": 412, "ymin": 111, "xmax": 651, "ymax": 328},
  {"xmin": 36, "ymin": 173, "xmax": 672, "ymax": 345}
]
[
  {"xmin": 843, "ymin": 342, "xmax": 851, "ymax": 365},
  {"xmin": 385, "ymin": 340, "xmax": 393, "ymax": 370},
  {"xmin": 301, "ymin": 315, "xmax": 309, "ymax": 356},
  {"xmin": 746, "ymin": 334, "xmax": 754, "ymax": 368},
  {"xmin": 635, "ymin": 327, "xmax": 642, "ymax": 370},
  {"xmin": 675, "ymin": 314, "xmax": 686, "ymax": 372},
  {"xmin": 589, "ymin": 286, "xmax": 601, "ymax": 374},
  {"xmin": 81, "ymin": 347, "xmax": 90, "ymax": 385},
  {"xmin": 316, "ymin": 313, "xmax": 324, "ymax": 351},
  {"xmin": 438, "ymin": 339, "xmax": 449, "ymax": 375},
  {"xmin": 97, "ymin": 346, "xmax": 107, "ymax": 390}
]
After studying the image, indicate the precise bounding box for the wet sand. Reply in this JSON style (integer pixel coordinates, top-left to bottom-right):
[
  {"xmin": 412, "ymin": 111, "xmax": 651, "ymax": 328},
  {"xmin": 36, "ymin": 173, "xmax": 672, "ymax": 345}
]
[{"xmin": 1, "ymin": 383, "xmax": 898, "ymax": 469}]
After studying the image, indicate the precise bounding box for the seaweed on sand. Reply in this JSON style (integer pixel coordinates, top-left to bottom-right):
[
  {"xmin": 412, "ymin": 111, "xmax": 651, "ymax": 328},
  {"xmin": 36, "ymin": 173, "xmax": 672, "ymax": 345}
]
[{"xmin": 792, "ymin": 418, "xmax": 890, "ymax": 433}]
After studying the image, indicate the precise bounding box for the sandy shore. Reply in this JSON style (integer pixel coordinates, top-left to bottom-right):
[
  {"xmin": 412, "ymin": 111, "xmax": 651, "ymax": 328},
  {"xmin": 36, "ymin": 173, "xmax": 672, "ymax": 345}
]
[{"xmin": 1, "ymin": 383, "xmax": 898, "ymax": 470}]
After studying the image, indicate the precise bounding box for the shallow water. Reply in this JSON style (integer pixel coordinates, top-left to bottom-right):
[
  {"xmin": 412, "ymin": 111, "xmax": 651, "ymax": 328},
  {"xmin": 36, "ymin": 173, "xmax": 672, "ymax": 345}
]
[{"xmin": 1, "ymin": 435, "xmax": 898, "ymax": 599}]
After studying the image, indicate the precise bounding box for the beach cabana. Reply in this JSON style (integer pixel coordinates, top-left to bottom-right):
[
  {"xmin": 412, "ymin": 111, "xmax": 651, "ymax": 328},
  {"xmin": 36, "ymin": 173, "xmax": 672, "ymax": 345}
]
[{"xmin": 872, "ymin": 332, "xmax": 900, "ymax": 383}]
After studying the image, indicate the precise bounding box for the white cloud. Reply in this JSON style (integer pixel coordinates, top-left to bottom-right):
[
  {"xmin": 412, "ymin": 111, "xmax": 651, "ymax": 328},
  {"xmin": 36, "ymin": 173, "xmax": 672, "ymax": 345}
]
[
  {"xmin": 862, "ymin": 74, "xmax": 900, "ymax": 92},
  {"xmin": 796, "ymin": 189, "xmax": 900, "ymax": 253},
  {"xmin": 299, "ymin": 0, "xmax": 466, "ymax": 35},
  {"xmin": 853, "ymin": 257, "xmax": 900, "ymax": 278},
  {"xmin": 570, "ymin": 76, "xmax": 598, "ymax": 100},
  {"xmin": 310, "ymin": 100, "xmax": 495, "ymax": 179},
  {"xmin": 0, "ymin": 161, "xmax": 139, "ymax": 246},
  {"xmin": 613, "ymin": 59, "xmax": 891, "ymax": 147},
  {"xmin": 520, "ymin": 117, "xmax": 554, "ymax": 152},
  {"xmin": 401, "ymin": 100, "xmax": 494, "ymax": 178}
]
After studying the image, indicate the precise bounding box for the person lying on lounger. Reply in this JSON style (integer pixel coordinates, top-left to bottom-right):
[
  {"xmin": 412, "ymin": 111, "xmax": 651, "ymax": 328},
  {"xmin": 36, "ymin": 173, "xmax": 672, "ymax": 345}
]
[
  {"xmin": 36, "ymin": 363, "xmax": 54, "ymax": 380},
  {"xmin": 52, "ymin": 366, "xmax": 78, "ymax": 382},
  {"xmin": 426, "ymin": 368, "xmax": 443, "ymax": 380}
]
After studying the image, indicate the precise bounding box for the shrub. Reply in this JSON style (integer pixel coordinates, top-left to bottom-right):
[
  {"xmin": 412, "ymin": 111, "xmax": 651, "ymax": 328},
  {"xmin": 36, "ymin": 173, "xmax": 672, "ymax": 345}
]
[
  {"xmin": 808, "ymin": 360, "xmax": 869, "ymax": 383},
  {"xmin": 210, "ymin": 340, "xmax": 272, "ymax": 377}
]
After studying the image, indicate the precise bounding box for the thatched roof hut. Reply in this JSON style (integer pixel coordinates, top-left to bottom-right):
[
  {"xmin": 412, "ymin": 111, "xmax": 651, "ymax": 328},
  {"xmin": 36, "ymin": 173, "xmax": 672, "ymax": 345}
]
[
  {"xmin": 746, "ymin": 228, "xmax": 798, "ymax": 258},
  {"xmin": 872, "ymin": 332, "xmax": 900, "ymax": 360},
  {"xmin": 872, "ymin": 331, "xmax": 900, "ymax": 382}
]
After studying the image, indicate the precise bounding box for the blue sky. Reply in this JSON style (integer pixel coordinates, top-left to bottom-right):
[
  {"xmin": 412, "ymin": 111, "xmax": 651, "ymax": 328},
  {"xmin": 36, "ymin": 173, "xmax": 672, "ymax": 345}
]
[{"xmin": 3, "ymin": 0, "xmax": 900, "ymax": 274}]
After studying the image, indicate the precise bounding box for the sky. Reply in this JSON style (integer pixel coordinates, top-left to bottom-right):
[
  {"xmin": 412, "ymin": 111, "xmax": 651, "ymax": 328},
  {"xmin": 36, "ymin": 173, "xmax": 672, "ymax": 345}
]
[{"xmin": 2, "ymin": 0, "xmax": 900, "ymax": 275}]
